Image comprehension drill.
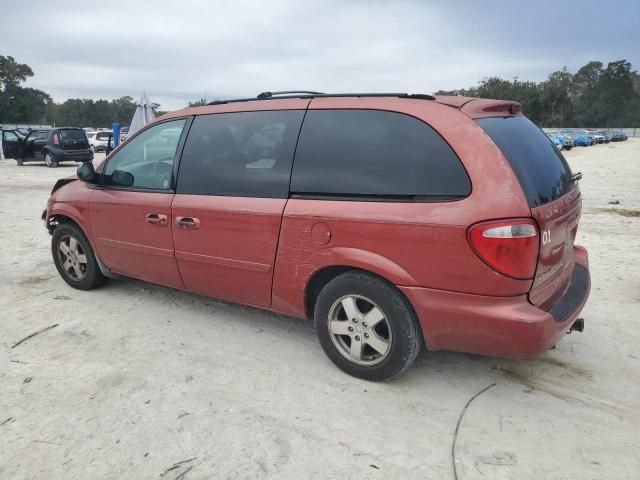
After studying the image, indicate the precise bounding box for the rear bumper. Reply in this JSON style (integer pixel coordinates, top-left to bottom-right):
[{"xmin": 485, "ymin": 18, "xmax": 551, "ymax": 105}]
[
  {"xmin": 400, "ymin": 246, "xmax": 590, "ymax": 359},
  {"xmin": 52, "ymin": 151, "xmax": 93, "ymax": 162}
]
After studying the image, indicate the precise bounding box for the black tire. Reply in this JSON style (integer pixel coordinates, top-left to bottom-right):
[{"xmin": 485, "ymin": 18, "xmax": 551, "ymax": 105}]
[
  {"xmin": 314, "ymin": 271, "xmax": 422, "ymax": 381},
  {"xmin": 16, "ymin": 158, "xmax": 23, "ymax": 166},
  {"xmin": 44, "ymin": 151, "xmax": 57, "ymax": 168},
  {"xmin": 52, "ymin": 223, "xmax": 107, "ymax": 290}
]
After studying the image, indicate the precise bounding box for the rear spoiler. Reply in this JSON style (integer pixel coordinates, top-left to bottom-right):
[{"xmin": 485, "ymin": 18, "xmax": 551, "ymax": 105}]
[{"xmin": 434, "ymin": 96, "xmax": 523, "ymax": 118}]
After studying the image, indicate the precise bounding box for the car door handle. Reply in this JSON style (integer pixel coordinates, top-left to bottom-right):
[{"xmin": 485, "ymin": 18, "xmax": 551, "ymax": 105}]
[
  {"xmin": 146, "ymin": 213, "xmax": 168, "ymax": 226},
  {"xmin": 176, "ymin": 216, "xmax": 200, "ymax": 230}
]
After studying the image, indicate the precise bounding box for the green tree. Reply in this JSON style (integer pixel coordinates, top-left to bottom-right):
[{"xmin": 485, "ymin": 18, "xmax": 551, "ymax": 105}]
[
  {"xmin": 0, "ymin": 55, "xmax": 50, "ymax": 123},
  {"xmin": 0, "ymin": 55, "xmax": 34, "ymax": 91},
  {"xmin": 571, "ymin": 61, "xmax": 604, "ymax": 126},
  {"xmin": 592, "ymin": 60, "xmax": 640, "ymax": 126},
  {"xmin": 188, "ymin": 98, "xmax": 208, "ymax": 107},
  {"xmin": 539, "ymin": 68, "xmax": 574, "ymax": 127},
  {"xmin": 435, "ymin": 59, "xmax": 640, "ymax": 127}
]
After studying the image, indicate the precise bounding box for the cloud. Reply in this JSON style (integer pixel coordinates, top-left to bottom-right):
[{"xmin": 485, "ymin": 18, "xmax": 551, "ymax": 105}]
[{"xmin": 3, "ymin": 0, "xmax": 638, "ymax": 110}]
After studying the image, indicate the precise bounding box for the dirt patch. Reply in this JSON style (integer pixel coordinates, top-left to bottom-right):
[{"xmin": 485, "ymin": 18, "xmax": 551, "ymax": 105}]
[
  {"xmin": 595, "ymin": 208, "xmax": 640, "ymax": 217},
  {"xmin": 18, "ymin": 275, "xmax": 53, "ymax": 285},
  {"xmin": 537, "ymin": 356, "xmax": 593, "ymax": 379},
  {"xmin": 502, "ymin": 369, "xmax": 577, "ymax": 402}
]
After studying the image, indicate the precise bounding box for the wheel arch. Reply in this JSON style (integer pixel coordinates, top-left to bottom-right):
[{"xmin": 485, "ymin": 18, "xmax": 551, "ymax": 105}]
[
  {"xmin": 304, "ymin": 265, "xmax": 424, "ymax": 342},
  {"xmin": 48, "ymin": 210, "xmax": 115, "ymax": 278},
  {"xmin": 47, "ymin": 208, "xmax": 89, "ymax": 237}
]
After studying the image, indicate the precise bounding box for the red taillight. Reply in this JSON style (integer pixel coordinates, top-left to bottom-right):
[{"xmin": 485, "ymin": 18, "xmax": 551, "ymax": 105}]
[{"xmin": 468, "ymin": 219, "xmax": 539, "ymax": 280}]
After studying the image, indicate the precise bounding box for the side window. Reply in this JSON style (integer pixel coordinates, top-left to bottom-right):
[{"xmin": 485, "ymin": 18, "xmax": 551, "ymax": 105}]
[
  {"xmin": 177, "ymin": 110, "xmax": 305, "ymax": 198},
  {"xmin": 103, "ymin": 119, "xmax": 186, "ymax": 190},
  {"xmin": 28, "ymin": 131, "xmax": 49, "ymax": 142},
  {"xmin": 290, "ymin": 109, "xmax": 471, "ymax": 199},
  {"xmin": 3, "ymin": 131, "xmax": 19, "ymax": 142}
]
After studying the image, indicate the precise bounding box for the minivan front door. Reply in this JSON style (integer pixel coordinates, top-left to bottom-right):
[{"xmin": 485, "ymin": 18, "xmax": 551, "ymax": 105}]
[
  {"xmin": 89, "ymin": 118, "xmax": 188, "ymax": 289},
  {"xmin": 1, "ymin": 130, "xmax": 22, "ymax": 159},
  {"xmin": 171, "ymin": 107, "xmax": 307, "ymax": 307}
]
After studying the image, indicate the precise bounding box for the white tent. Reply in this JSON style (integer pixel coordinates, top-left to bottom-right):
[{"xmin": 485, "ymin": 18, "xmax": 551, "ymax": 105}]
[{"xmin": 127, "ymin": 92, "xmax": 156, "ymax": 137}]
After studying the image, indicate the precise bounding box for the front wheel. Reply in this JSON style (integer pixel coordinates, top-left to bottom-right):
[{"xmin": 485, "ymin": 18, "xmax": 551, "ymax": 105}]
[
  {"xmin": 314, "ymin": 271, "xmax": 422, "ymax": 381},
  {"xmin": 52, "ymin": 223, "xmax": 106, "ymax": 290},
  {"xmin": 44, "ymin": 152, "xmax": 57, "ymax": 168}
]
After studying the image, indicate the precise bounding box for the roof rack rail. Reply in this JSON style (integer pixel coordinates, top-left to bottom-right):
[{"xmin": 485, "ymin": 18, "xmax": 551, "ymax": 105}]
[
  {"xmin": 207, "ymin": 92, "xmax": 435, "ymax": 106},
  {"xmin": 257, "ymin": 90, "xmax": 324, "ymax": 99}
]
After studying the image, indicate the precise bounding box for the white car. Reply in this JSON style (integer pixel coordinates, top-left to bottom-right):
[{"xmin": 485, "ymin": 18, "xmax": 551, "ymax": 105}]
[{"xmin": 87, "ymin": 130, "xmax": 112, "ymax": 152}]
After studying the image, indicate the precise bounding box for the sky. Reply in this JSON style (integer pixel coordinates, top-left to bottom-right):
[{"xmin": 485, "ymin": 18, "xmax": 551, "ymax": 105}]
[{"xmin": 3, "ymin": 0, "xmax": 639, "ymax": 111}]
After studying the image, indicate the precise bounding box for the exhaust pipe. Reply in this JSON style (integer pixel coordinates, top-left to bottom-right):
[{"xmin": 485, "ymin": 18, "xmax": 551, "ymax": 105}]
[{"xmin": 569, "ymin": 318, "xmax": 585, "ymax": 333}]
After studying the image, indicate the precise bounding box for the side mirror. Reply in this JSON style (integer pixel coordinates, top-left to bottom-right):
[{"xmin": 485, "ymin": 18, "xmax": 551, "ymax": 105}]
[
  {"xmin": 112, "ymin": 169, "xmax": 134, "ymax": 187},
  {"xmin": 77, "ymin": 161, "xmax": 98, "ymax": 183}
]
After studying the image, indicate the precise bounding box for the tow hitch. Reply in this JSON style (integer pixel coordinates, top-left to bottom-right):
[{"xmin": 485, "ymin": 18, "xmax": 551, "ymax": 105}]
[{"xmin": 569, "ymin": 318, "xmax": 585, "ymax": 333}]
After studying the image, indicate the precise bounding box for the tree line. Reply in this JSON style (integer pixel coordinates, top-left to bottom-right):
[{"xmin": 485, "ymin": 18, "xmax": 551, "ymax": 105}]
[
  {"xmin": 0, "ymin": 55, "xmax": 163, "ymax": 128},
  {"xmin": 2, "ymin": 54, "xmax": 639, "ymax": 128},
  {"xmin": 436, "ymin": 60, "xmax": 640, "ymax": 127}
]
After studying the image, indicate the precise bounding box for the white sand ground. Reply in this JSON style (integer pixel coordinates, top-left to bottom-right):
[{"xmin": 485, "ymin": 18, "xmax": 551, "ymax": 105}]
[{"xmin": 0, "ymin": 140, "xmax": 639, "ymax": 480}]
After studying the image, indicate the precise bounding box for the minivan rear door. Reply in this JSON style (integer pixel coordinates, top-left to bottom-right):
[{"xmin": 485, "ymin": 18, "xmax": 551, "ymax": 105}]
[{"xmin": 477, "ymin": 115, "xmax": 580, "ymax": 308}]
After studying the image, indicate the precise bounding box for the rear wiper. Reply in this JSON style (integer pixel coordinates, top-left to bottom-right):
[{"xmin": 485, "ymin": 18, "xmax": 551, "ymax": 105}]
[{"xmin": 571, "ymin": 172, "xmax": 583, "ymax": 182}]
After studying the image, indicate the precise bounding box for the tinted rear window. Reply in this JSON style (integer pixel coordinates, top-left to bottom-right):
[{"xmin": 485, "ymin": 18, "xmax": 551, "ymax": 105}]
[
  {"xmin": 60, "ymin": 129, "xmax": 86, "ymax": 140},
  {"xmin": 477, "ymin": 116, "xmax": 575, "ymax": 207},
  {"xmin": 290, "ymin": 109, "xmax": 471, "ymax": 200}
]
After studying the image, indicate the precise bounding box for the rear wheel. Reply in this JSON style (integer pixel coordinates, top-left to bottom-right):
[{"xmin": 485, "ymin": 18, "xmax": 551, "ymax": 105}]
[
  {"xmin": 44, "ymin": 152, "xmax": 57, "ymax": 168},
  {"xmin": 16, "ymin": 158, "xmax": 23, "ymax": 166},
  {"xmin": 52, "ymin": 223, "xmax": 106, "ymax": 290},
  {"xmin": 314, "ymin": 271, "xmax": 422, "ymax": 381}
]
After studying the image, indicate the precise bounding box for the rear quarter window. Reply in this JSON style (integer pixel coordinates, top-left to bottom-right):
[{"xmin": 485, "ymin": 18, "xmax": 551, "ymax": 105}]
[
  {"xmin": 290, "ymin": 109, "xmax": 470, "ymax": 200},
  {"xmin": 477, "ymin": 116, "xmax": 575, "ymax": 207}
]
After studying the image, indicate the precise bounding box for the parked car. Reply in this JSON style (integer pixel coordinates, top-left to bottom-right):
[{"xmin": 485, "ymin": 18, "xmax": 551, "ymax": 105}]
[
  {"xmin": 545, "ymin": 132, "xmax": 564, "ymax": 149},
  {"xmin": 43, "ymin": 91, "xmax": 591, "ymax": 380},
  {"xmin": 3, "ymin": 127, "xmax": 93, "ymax": 167},
  {"xmin": 87, "ymin": 130, "xmax": 113, "ymax": 152},
  {"xmin": 588, "ymin": 130, "xmax": 605, "ymax": 144},
  {"xmin": 611, "ymin": 130, "xmax": 628, "ymax": 141},
  {"xmin": 119, "ymin": 126, "xmax": 130, "ymax": 143},
  {"xmin": 566, "ymin": 130, "xmax": 593, "ymax": 146},
  {"xmin": 543, "ymin": 130, "xmax": 574, "ymax": 150},
  {"xmin": 597, "ymin": 130, "xmax": 613, "ymax": 143},
  {"xmin": 559, "ymin": 133, "xmax": 574, "ymax": 150}
]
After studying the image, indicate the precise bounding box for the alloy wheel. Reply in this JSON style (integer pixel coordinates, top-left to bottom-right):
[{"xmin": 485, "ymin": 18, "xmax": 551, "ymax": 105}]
[
  {"xmin": 57, "ymin": 235, "xmax": 88, "ymax": 281},
  {"xmin": 327, "ymin": 295, "xmax": 392, "ymax": 366}
]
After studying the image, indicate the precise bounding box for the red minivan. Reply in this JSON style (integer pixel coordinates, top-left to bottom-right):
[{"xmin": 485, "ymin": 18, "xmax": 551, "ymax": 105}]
[{"xmin": 44, "ymin": 91, "xmax": 590, "ymax": 380}]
